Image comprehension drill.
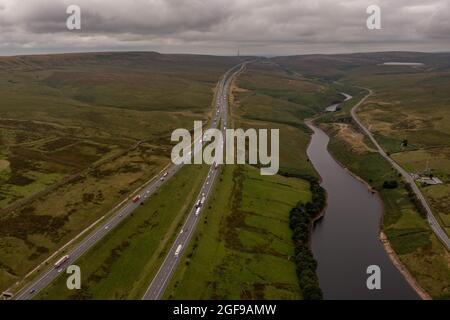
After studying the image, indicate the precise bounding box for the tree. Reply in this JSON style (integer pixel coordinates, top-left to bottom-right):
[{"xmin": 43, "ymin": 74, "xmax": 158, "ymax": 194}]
[
  {"xmin": 383, "ymin": 180, "xmax": 398, "ymax": 189},
  {"xmin": 401, "ymin": 139, "xmax": 408, "ymax": 147}
]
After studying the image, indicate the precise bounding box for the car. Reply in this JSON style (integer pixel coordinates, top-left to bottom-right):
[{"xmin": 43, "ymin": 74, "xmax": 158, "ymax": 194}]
[
  {"xmin": 29, "ymin": 289, "xmax": 36, "ymax": 294},
  {"xmin": 160, "ymin": 177, "xmax": 165, "ymax": 181},
  {"xmin": 105, "ymin": 226, "xmax": 109, "ymax": 230}
]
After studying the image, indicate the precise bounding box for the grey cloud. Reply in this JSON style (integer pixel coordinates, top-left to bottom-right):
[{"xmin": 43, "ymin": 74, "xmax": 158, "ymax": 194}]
[{"xmin": 0, "ymin": 0, "xmax": 449, "ymax": 56}]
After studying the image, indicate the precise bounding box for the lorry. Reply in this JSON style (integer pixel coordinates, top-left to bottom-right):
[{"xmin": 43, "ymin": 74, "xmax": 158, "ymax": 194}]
[
  {"xmin": 54, "ymin": 255, "xmax": 70, "ymax": 268},
  {"xmin": 195, "ymin": 207, "xmax": 201, "ymax": 216},
  {"xmin": 175, "ymin": 244, "xmax": 183, "ymax": 257},
  {"xmin": 132, "ymin": 195, "xmax": 141, "ymax": 203}
]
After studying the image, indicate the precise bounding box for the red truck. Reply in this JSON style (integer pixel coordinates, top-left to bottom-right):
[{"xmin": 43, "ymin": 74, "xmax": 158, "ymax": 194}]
[{"xmin": 132, "ymin": 195, "xmax": 141, "ymax": 203}]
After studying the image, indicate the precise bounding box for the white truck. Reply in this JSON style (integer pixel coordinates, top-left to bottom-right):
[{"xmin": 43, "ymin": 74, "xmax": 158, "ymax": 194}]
[
  {"xmin": 54, "ymin": 255, "xmax": 70, "ymax": 268},
  {"xmin": 195, "ymin": 207, "xmax": 201, "ymax": 216},
  {"xmin": 174, "ymin": 244, "xmax": 183, "ymax": 257}
]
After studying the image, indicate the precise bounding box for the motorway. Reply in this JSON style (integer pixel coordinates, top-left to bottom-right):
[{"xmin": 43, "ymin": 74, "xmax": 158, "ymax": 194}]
[
  {"xmin": 14, "ymin": 63, "xmax": 246, "ymax": 300},
  {"xmin": 350, "ymin": 89, "xmax": 450, "ymax": 250},
  {"xmin": 142, "ymin": 63, "xmax": 246, "ymax": 300}
]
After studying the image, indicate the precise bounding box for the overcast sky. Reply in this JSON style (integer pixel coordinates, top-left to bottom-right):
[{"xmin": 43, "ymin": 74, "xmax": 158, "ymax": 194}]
[{"xmin": 0, "ymin": 0, "xmax": 449, "ymax": 56}]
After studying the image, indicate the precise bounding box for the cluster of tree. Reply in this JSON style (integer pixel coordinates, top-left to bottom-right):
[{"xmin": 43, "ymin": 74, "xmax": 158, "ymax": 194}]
[
  {"xmin": 280, "ymin": 171, "xmax": 326, "ymax": 300},
  {"xmin": 404, "ymin": 183, "xmax": 428, "ymax": 219},
  {"xmin": 401, "ymin": 139, "xmax": 408, "ymax": 147},
  {"xmin": 382, "ymin": 180, "xmax": 399, "ymax": 189}
]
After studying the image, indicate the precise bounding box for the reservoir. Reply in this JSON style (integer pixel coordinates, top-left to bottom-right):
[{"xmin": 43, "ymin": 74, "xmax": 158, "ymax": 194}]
[
  {"xmin": 325, "ymin": 93, "xmax": 353, "ymax": 112},
  {"xmin": 306, "ymin": 121, "xmax": 419, "ymax": 300},
  {"xmin": 381, "ymin": 62, "xmax": 424, "ymax": 66}
]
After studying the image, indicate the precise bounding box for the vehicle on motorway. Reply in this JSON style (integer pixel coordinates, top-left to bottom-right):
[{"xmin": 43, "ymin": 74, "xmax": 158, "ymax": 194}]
[
  {"xmin": 214, "ymin": 162, "xmax": 219, "ymax": 170},
  {"xmin": 201, "ymin": 197, "xmax": 206, "ymax": 205},
  {"xmin": 195, "ymin": 199, "xmax": 201, "ymax": 208},
  {"xmin": 54, "ymin": 255, "xmax": 70, "ymax": 268},
  {"xmin": 195, "ymin": 207, "xmax": 201, "ymax": 216},
  {"xmin": 175, "ymin": 244, "xmax": 183, "ymax": 257},
  {"xmin": 163, "ymin": 172, "xmax": 168, "ymax": 177},
  {"xmin": 132, "ymin": 195, "xmax": 141, "ymax": 203}
]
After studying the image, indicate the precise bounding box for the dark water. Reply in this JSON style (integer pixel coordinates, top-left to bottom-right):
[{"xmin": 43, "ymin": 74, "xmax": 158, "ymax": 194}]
[{"xmin": 306, "ymin": 122, "xmax": 418, "ymax": 300}]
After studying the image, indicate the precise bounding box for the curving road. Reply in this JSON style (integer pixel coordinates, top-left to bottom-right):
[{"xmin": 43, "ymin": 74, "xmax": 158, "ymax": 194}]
[
  {"xmin": 350, "ymin": 89, "xmax": 450, "ymax": 250},
  {"xmin": 142, "ymin": 63, "xmax": 247, "ymax": 300},
  {"xmin": 14, "ymin": 62, "xmax": 247, "ymax": 300}
]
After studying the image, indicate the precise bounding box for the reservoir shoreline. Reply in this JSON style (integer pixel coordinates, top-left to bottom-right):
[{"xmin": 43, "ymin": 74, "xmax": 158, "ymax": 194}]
[
  {"xmin": 309, "ymin": 119, "xmax": 429, "ymax": 299},
  {"xmin": 305, "ymin": 118, "xmax": 420, "ymax": 300}
]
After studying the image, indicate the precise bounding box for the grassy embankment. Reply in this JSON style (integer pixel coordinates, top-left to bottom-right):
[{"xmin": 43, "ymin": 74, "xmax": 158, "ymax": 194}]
[{"xmin": 0, "ymin": 52, "xmax": 242, "ymax": 292}]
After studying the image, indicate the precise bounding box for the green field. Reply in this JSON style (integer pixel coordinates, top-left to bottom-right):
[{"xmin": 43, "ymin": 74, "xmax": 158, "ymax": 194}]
[
  {"xmin": 392, "ymin": 149, "xmax": 450, "ymax": 230},
  {"xmin": 0, "ymin": 52, "xmax": 244, "ymax": 293},
  {"xmin": 37, "ymin": 164, "xmax": 209, "ymax": 300},
  {"xmin": 164, "ymin": 165, "xmax": 311, "ymax": 299}
]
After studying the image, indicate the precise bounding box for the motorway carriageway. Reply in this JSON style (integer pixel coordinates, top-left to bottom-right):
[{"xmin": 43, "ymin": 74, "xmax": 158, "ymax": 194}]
[
  {"xmin": 142, "ymin": 63, "xmax": 246, "ymax": 300},
  {"xmin": 14, "ymin": 62, "xmax": 246, "ymax": 300}
]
